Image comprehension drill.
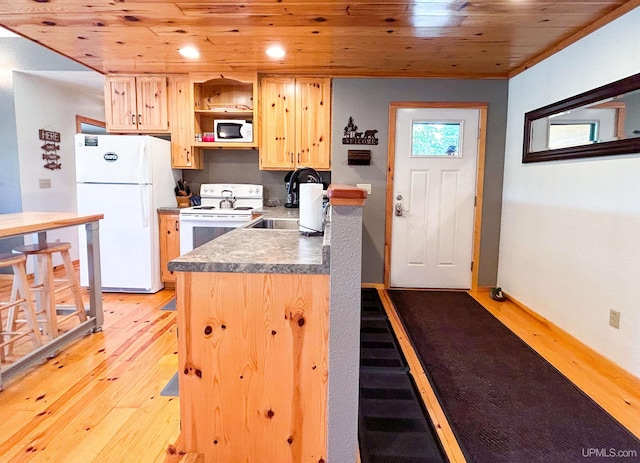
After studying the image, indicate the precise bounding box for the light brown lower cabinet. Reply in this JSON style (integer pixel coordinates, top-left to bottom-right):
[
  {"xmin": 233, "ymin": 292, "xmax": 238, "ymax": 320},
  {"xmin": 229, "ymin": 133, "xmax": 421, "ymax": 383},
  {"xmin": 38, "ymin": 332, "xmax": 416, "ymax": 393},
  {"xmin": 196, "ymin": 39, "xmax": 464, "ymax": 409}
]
[
  {"xmin": 176, "ymin": 271, "xmax": 329, "ymax": 462},
  {"xmin": 158, "ymin": 211, "xmax": 180, "ymax": 285}
]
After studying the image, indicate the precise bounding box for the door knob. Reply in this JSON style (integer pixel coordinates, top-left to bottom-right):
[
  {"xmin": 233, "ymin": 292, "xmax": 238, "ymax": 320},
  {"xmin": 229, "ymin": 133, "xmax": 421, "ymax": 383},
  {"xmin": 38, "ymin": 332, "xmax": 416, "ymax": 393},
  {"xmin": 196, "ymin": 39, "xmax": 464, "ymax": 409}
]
[{"xmin": 395, "ymin": 202, "xmax": 403, "ymax": 217}]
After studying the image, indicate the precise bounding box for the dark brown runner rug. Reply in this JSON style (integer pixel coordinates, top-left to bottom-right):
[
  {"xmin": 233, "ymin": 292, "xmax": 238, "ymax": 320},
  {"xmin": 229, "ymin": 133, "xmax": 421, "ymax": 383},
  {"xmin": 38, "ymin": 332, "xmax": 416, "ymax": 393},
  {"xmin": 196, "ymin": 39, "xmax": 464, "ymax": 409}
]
[{"xmin": 387, "ymin": 290, "xmax": 640, "ymax": 463}]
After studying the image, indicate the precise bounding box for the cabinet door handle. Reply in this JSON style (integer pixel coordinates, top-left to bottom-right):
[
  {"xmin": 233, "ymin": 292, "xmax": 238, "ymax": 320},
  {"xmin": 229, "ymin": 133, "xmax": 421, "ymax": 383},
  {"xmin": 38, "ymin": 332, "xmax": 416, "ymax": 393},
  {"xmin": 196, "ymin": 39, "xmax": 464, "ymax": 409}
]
[
  {"xmin": 290, "ymin": 152, "xmax": 294, "ymax": 163},
  {"xmin": 297, "ymin": 152, "xmax": 300, "ymax": 163},
  {"xmin": 138, "ymin": 114, "xmax": 142, "ymax": 125},
  {"xmin": 131, "ymin": 114, "xmax": 136, "ymax": 125},
  {"xmin": 175, "ymin": 220, "xmax": 179, "ymax": 231},
  {"xmin": 186, "ymin": 149, "xmax": 190, "ymax": 163}
]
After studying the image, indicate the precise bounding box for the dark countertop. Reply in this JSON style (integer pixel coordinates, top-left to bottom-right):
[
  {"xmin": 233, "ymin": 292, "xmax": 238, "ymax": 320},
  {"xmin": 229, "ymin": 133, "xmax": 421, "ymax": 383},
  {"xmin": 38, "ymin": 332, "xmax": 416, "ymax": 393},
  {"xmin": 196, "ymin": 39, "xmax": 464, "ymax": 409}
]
[
  {"xmin": 167, "ymin": 205, "xmax": 330, "ymax": 275},
  {"xmin": 158, "ymin": 204, "xmax": 297, "ymax": 215},
  {"xmin": 158, "ymin": 206, "xmax": 182, "ymax": 213}
]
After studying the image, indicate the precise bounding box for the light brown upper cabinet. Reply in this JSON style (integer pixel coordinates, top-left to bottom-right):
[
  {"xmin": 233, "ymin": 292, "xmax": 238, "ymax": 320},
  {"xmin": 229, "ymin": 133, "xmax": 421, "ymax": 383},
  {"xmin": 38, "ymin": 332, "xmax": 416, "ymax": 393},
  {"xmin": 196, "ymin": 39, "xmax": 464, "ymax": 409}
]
[
  {"xmin": 169, "ymin": 75, "xmax": 202, "ymax": 169},
  {"xmin": 259, "ymin": 77, "xmax": 331, "ymax": 171},
  {"xmin": 190, "ymin": 72, "xmax": 258, "ymax": 150},
  {"xmin": 104, "ymin": 76, "xmax": 169, "ymax": 133}
]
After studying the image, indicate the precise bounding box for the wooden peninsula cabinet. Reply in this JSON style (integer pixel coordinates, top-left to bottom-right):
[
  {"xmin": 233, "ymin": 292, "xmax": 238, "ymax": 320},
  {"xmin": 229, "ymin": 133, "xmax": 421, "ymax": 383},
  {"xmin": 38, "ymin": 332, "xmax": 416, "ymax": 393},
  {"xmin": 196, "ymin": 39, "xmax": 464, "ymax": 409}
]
[
  {"xmin": 168, "ymin": 185, "xmax": 368, "ymax": 463},
  {"xmin": 259, "ymin": 76, "xmax": 331, "ymax": 170},
  {"xmin": 178, "ymin": 271, "xmax": 329, "ymax": 461},
  {"xmin": 104, "ymin": 75, "xmax": 169, "ymax": 133},
  {"xmin": 158, "ymin": 210, "xmax": 180, "ymax": 285}
]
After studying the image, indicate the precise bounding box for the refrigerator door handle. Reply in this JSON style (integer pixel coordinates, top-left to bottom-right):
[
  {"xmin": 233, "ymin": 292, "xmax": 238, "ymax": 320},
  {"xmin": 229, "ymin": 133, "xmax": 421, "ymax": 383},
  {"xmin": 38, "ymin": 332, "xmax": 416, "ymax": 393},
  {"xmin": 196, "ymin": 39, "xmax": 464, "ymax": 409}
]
[
  {"xmin": 139, "ymin": 184, "xmax": 150, "ymax": 228},
  {"xmin": 138, "ymin": 140, "xmax": 148, "ymax": 184}
]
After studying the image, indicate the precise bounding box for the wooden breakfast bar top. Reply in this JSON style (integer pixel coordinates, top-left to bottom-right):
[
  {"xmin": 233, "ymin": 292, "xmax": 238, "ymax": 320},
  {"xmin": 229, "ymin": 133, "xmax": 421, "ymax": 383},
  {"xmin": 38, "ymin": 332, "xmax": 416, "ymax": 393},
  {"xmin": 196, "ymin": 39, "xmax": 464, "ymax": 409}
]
[
  {"xmin": 0, "ymin": 211, "xmax": 104, "ymax": 389},
  {"xmin": 0, "ymin": 212, "xmax": 104, "ymax": 238}
]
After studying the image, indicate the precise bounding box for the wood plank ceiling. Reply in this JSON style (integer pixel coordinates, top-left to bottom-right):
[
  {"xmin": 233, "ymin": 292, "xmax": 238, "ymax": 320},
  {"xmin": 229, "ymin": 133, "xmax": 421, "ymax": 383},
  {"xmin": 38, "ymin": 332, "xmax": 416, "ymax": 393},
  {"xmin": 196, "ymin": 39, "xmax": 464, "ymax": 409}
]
[{"xmin": 0, "ymin": 0, "xmax": 636, "ymax": 78}]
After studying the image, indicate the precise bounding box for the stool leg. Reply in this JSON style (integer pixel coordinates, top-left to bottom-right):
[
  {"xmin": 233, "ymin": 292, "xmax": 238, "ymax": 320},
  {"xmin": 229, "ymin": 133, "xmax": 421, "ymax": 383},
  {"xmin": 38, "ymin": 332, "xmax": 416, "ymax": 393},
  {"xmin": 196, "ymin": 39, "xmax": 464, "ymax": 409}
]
[
  {"xmin": 5, "ymin": 280, "xmax": 21, "ymax": 357},
  {"xmin": 61, "ymin": 249, "xmax": 86, "ymax": 323},
  {"xmin": 10, "ymin": 276, "xmax": 19, "ymax": 303},
  {"xmin": 0, "ymin": 302, "xmax": 5, "ymax": 362},
  {"xmin": 13, "ymin": 260, "xmax": 43, "ymax": 349},
  {"xmin": 1, "ymin": 260, "xmax": 43, "ymax": 361},
  {"xmin": 5, "ymin": 276, "xmax": 20, "ymax": 351}
]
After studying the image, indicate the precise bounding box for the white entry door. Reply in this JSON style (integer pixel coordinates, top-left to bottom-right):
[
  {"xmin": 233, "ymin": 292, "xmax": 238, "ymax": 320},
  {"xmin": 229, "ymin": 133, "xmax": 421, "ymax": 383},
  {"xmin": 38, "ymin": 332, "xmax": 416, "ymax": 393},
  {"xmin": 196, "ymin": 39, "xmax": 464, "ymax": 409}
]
[{"xmin": 389, "ymin": 107, "xmax": 480, "ymax": 289}]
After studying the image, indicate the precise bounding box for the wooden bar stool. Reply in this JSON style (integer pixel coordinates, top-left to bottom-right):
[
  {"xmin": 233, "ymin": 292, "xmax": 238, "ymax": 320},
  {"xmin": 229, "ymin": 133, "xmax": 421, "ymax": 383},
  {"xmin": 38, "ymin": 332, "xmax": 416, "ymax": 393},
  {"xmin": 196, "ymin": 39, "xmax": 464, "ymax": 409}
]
[
  {"xmin": 0, "ymin": 253, "xmax": 43, "ymax": 362},
  {"xmin": 11, "ymin": 242, "xmax": 87, "ymax": 339}
]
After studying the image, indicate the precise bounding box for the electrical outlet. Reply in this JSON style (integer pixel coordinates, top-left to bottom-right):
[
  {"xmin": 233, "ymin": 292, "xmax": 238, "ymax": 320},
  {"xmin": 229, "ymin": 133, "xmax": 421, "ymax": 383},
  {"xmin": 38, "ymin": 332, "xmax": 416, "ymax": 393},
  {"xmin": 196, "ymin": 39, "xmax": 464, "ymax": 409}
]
[
  {"xmin": 356, "ymin": 183, "xmax": 372, "ymax": 195},
  {"xmin": 609, "ymin": 309, "xmax": 620, "ymax": 329},
  {"xmin": 39, "ymin": 179, "xmax": 51, "ymax": 189}
]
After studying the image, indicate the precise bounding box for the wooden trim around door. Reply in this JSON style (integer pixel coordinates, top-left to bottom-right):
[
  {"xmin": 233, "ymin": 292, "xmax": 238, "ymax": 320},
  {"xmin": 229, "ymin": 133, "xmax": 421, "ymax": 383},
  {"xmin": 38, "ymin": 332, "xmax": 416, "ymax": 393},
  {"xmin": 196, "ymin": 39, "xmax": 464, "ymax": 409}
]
[
  {"xmin": 384, "ymin": 102, "xmax": 488, "ymax": 291},
  {"xmin": 75, "ymin": 115, "xmax": 105, "ymax": 133}
]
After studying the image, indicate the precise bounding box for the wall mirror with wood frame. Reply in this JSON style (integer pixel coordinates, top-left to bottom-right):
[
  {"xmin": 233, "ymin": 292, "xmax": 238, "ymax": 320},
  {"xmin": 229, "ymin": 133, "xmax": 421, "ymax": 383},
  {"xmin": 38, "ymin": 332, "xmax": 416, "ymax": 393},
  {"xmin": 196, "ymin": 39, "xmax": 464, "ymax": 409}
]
[{"xmin": 523, "ymin": 73, "xmax": 640, "ymax": 163}]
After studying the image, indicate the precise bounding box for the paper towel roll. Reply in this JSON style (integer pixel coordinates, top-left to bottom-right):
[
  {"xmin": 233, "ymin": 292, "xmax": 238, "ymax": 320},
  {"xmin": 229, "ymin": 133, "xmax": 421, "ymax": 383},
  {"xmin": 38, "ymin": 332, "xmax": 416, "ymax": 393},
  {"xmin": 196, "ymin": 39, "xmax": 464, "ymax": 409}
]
[{"xmin": 299, "ymin": 183, "xmax": 324, "ymax": 235}]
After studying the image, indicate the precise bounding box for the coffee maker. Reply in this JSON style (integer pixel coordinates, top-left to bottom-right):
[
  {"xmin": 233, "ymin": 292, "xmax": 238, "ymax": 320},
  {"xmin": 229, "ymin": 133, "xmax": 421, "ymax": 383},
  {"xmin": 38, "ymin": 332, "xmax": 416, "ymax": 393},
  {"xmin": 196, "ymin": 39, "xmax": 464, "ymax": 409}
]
[{"xmin": 284, "ymin": 168, "xmax": 322, "ymax": 208}]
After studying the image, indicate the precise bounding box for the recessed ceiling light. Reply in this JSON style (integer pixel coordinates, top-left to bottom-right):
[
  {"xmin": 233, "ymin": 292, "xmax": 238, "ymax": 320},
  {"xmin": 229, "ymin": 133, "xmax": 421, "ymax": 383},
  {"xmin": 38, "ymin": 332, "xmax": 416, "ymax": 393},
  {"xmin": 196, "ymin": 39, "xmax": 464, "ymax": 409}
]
[
  {"xmin": 266, "ymin": 45, "xmax": 285, "ymax": 59},
  {"xmin": 179, "ymin": 46, "xmax": 200, "ymax": 59}
]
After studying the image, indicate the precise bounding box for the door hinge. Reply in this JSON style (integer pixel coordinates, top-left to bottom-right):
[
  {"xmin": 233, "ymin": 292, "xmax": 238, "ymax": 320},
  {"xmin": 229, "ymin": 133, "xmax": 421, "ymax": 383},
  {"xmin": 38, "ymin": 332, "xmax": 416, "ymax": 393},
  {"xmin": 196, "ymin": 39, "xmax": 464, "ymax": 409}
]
[{"xmin": 470, "ymin": 261, "xmax": 474, "ymax": 271}]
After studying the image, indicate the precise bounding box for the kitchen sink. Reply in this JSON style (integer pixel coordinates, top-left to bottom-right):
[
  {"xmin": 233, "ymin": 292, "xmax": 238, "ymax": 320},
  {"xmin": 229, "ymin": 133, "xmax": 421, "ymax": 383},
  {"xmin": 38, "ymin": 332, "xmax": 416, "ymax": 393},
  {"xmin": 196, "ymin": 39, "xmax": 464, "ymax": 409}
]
[{"xmin": 247, "ymin": 217, "xmax": 299, "ymax": 230}]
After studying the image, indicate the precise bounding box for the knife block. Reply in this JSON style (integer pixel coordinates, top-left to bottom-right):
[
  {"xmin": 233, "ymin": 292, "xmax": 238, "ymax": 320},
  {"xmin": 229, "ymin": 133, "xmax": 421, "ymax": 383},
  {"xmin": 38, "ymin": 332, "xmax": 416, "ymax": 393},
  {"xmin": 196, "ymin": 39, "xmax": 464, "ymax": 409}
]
[{"xmin": 176, "ymin": 196, "xmax": 191, "ymax": 208}]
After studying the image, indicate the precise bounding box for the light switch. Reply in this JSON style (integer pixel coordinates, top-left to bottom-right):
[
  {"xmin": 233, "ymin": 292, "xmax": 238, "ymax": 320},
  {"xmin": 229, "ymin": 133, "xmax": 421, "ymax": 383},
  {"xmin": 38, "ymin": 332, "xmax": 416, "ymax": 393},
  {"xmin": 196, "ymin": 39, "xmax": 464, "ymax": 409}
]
[
  {"xmin": 39, "ymin": 179, "xmax": 51, "ymax": 189},
  {"xmin": 356, "ymin": 183, "xmax": 372, "ymax": 195}
]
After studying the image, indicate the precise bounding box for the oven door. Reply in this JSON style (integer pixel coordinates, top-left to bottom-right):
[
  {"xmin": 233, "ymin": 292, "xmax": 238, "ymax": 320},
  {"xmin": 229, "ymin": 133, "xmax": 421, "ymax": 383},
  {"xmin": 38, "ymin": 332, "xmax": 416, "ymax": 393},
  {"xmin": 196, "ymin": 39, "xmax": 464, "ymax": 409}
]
[{"xmin": 179, "ymin": 214, "xmax": 249, "ymax": 254}]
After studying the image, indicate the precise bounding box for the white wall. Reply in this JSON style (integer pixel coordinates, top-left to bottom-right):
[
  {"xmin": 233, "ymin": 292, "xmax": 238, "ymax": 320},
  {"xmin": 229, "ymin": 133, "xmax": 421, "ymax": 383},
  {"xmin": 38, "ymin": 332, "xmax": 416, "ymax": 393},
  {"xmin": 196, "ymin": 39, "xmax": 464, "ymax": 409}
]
[
  {"xmin": 499, "ymin": 8, "xmax": 640, "ymax": 377},
  {"xmin": 13, "ymin": 72, "xmax": 104, "ymax": 263}
]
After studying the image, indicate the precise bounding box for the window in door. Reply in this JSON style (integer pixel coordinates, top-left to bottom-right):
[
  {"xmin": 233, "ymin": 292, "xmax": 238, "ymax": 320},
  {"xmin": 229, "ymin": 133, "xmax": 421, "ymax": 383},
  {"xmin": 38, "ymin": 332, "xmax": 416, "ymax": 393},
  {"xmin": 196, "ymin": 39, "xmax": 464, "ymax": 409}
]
[{"xmin": 411, "ymin": 121, "xmax": 463, "ymax": 157}]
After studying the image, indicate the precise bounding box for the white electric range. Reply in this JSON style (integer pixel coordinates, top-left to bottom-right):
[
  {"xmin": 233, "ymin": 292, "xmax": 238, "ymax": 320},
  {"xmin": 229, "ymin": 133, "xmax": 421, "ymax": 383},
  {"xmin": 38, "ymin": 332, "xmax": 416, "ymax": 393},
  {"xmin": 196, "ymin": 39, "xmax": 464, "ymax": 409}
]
[{"xmin": 179, "ymin": 183, "xmax": 263, "ymax": 254}]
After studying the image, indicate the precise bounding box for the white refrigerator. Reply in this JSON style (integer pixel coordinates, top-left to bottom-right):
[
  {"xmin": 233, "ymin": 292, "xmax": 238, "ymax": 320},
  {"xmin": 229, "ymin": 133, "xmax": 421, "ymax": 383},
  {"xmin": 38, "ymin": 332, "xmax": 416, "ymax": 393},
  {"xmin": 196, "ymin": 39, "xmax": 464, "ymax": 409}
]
[{"xmin": 75, "ymin": 134, "xmax": 179, "ymax": 293}]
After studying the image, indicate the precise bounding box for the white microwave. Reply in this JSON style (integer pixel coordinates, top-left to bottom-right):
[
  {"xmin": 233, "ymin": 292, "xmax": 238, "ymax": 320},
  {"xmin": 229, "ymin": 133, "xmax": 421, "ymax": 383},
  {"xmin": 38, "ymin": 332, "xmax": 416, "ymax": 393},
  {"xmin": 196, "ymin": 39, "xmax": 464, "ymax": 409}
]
[{"xmin": 214, "ymin": 119, "xmax": 253, "ymax": 142}]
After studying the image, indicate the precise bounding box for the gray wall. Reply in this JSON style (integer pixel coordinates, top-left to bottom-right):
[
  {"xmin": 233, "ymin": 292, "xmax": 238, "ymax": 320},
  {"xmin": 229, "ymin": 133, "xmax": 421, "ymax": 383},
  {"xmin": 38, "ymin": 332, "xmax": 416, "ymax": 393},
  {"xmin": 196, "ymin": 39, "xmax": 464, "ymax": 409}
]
[
  {"xmin": 330, "ymin": 78, "xmax": 508, "ymax": 286},
  {"xmin": 182, "ymin": 150, "xmax": 331, "ymax": 204},
  {"xmin": 184, "ymin": 78, "xmax": 508, "ymax": 286},
  {"xmin": 327, "ymin": 206, "xmax": 364, "ymax": 463}
]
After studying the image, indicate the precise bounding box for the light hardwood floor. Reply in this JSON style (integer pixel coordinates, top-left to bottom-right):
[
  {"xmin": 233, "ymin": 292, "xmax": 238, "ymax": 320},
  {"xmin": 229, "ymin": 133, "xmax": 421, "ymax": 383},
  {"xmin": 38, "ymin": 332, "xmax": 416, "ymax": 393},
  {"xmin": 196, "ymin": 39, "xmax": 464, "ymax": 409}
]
[
  {"xmin": 1, "ymin": 278, "xmax": 638, "ymax": 462},
  {"xmin": 0, "ymin": 275, "xmax": 181, "ymax": 463}
]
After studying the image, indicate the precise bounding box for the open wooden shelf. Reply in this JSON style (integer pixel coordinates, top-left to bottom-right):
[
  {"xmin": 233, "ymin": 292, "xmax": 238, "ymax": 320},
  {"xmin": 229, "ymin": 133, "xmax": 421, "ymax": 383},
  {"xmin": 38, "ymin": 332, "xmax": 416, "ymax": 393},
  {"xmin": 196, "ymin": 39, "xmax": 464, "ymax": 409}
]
[{"xmin": 190, "ymin": 73, "xmax": 258, "ymax": 151}]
